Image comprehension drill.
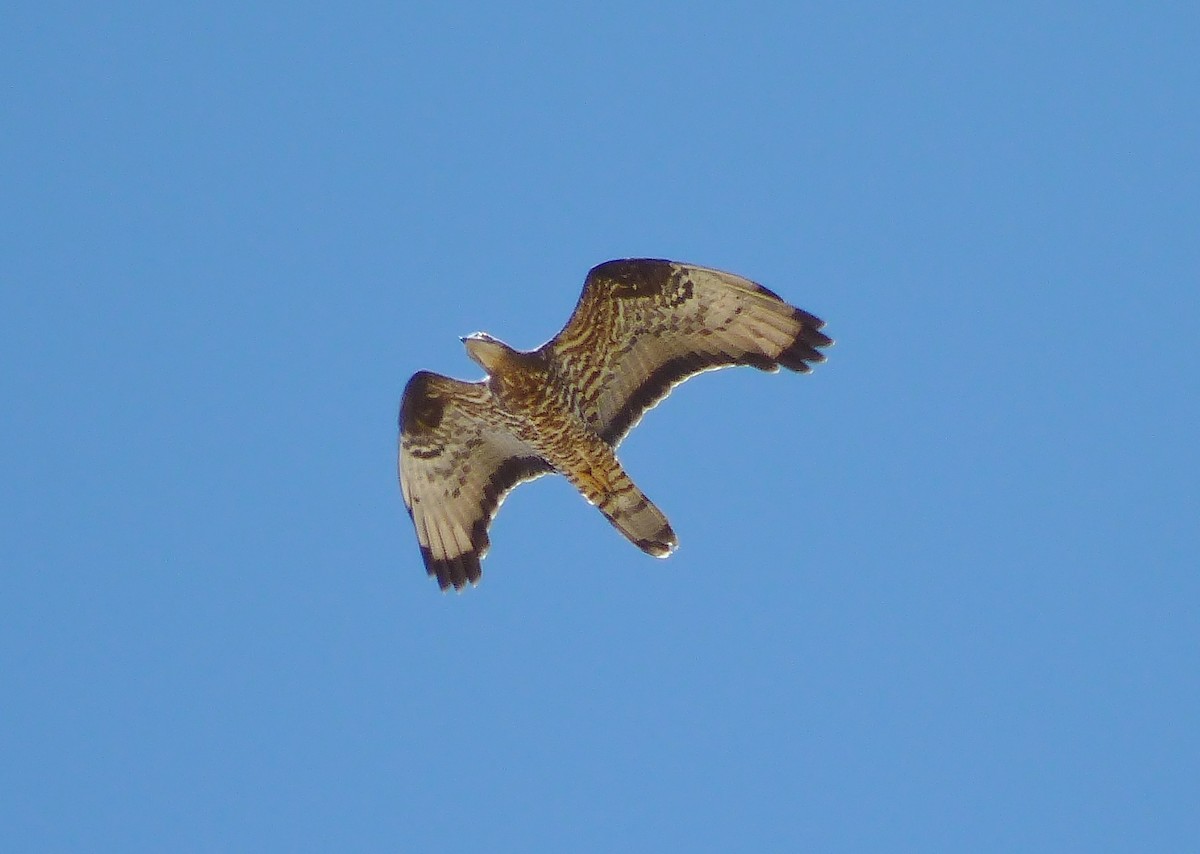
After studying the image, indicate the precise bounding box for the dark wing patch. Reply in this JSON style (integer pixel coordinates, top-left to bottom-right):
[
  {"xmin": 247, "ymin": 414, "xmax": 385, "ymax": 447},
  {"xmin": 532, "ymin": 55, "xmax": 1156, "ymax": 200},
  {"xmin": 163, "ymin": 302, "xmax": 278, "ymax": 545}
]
[
  {"xmin": 543, "ymin": 260, "xmax": 832, "ymax": 446},
  {"xmin": 399, "ymin": 371, "xmax": 446, "ymax": 433},
  {"xmin": 398, "ymin": 371, "xmax": 552, "ymax": 590},
  {"xmin": 584, "ymin": 258, "xmax": 676, "ymax": 297}
]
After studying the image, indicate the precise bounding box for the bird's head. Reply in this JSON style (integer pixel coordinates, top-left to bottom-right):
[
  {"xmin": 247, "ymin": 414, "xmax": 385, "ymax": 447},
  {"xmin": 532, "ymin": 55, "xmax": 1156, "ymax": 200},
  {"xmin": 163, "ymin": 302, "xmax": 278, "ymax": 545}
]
[{"xmin": 461, "ymin": 332, "xmax": 516, "ymax": 375}]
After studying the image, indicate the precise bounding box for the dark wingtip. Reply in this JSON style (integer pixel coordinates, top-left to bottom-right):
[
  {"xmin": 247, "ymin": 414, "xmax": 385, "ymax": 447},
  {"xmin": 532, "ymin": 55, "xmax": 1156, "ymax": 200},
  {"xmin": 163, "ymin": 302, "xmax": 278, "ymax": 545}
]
[
  {"xmin": 421, "ymin": 544, "xmax": 482, "ymax": 591},
  {"xmin": 435, "ymin": 558, "xmax": 482, "ymax": 592},
  {"xmin": 800, "ymin": 327, "xmax": 834, "ymax": 350},
  {"xmin": 776, "ymin": 310, "xmax": 832, "ymax": 373}
]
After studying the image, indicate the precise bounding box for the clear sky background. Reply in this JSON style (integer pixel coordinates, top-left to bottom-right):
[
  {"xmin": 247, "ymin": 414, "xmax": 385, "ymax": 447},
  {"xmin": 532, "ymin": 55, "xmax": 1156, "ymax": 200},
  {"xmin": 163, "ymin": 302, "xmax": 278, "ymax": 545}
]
[{"xmin": 3, "ymin": 2, "xmax": 1197, "ymax": 851}]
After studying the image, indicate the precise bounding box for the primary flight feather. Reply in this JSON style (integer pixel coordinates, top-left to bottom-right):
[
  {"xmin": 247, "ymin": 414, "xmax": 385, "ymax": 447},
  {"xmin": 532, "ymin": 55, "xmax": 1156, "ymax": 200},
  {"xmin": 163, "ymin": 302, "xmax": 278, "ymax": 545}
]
[{"xmin": 397, "ymin": 259, "xmax": 832, "ymax": 590}]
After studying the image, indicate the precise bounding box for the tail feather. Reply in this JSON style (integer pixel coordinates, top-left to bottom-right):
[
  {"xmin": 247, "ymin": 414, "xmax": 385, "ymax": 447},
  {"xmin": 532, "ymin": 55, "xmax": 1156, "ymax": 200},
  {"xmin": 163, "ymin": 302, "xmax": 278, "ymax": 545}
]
[
  {"xmin": 572, "ymin": 467, "xmax": 677, "ymax": 557},
  {"xmin": 599, "ymin": 482, "xmax": 677, "ymax": 557}
]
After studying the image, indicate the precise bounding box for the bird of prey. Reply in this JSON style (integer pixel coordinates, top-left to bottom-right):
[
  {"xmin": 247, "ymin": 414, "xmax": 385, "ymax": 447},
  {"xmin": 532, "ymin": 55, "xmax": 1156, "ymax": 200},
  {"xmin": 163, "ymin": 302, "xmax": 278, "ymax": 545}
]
[{"xmin": 397, "ymin": 258, "xmax": 832, "ymax": 590}]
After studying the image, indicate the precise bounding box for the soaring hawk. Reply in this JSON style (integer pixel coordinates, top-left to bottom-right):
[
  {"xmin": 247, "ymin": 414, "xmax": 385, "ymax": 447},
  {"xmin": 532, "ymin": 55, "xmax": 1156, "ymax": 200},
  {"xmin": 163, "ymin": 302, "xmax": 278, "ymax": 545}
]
[{"xmin": 398, "ymin": 259, "xmax": 832, "ymax": 590}]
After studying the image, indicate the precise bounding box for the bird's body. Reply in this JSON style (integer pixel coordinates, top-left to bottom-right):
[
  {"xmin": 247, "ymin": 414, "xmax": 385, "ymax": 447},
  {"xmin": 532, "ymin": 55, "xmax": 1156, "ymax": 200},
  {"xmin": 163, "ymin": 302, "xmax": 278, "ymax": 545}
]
[
  {"xmin": 398, "ymin": 259, "xmax": 832, "ymax": 590},
  {"xmin": 460, "ymin": 333, "xmax": 678, "ymax": 559}
]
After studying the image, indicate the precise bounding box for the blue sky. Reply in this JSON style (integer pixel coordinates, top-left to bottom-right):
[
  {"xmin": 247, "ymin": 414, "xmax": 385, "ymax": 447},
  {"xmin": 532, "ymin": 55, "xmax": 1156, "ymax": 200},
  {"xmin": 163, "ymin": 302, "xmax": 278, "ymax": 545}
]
[{"xmin": 3, "ymin": 2, "xmax": 1197, "ymax": 850}]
